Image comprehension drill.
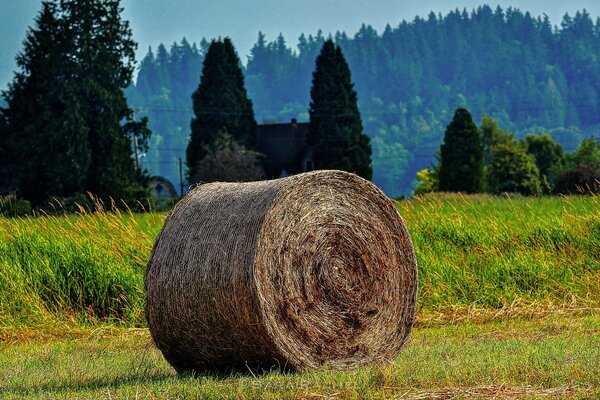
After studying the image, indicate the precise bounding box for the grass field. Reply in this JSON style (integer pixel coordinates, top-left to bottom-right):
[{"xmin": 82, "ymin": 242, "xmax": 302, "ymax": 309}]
[
  {"xmin": 1, "ymin": 315, "xmax": 598, "ymax": 399},
  {"xmin": 0, "ymin": 194, "xmax": 599, "ymax": 398}
]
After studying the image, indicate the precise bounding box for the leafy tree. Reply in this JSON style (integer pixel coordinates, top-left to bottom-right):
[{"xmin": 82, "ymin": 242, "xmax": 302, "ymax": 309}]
[
  {"xmin": 554, "ymin": 136, "xmax": 600, "ymax": 194},
  {"xmin": 1, "ymin": 0, "xmax": 150, "ymax": 205},
  {"xmin": 189, "ymin": 131, "xmax": 264, "ymax": 184},
  {"xmin": 487, "ymin": 140, "xmax": 542, "ymax": 195},
  {"xmin": 568, "ymin": 136, "xmax": 600, "ymax": 171},
  {"xmin": 413, "ymin": 168, "xmax": 438, "ymax": 196},
  {"xmin": 438, "ymin": 108, "xmax": 484, "ymax": 193},
  {"xmin": 308, "ymin": 39, "xmax": 372, "ymax": 179},
  {"xmin": 525, "ymin": 134, "xmax": 563, "ymax": 192},
  {"xmin": 187, "ymin": 38, "xmax": 256, "ymax": 180},
  {"xmin": 481, "ymin": 114, "xmax": 513, "ymax": 165},
  {"xmin": 554, "ymin": 165, "xmax": 599, "ymax": 194}
]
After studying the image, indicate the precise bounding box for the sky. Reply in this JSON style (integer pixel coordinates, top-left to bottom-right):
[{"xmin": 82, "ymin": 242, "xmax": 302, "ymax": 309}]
[{"xmin": 2, "ymin": 0, "xmax": 600, "ymax": 91}]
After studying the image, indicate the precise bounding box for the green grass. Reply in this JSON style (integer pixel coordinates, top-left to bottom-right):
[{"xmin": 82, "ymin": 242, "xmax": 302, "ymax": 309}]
[
  {"xmin": 1, "ymin": 194, "xmax": 598, "ymax": 398},
  {"xmin": 0, "ymin": 194, "xmax": 598, "ymax": 328},
  {"xmin": 397, "ymin": 194, "xmax": 600, "ymax": 322},
  {"xmin": 1, "ymin": 315, "xmax": 598, "ymax": 399}
]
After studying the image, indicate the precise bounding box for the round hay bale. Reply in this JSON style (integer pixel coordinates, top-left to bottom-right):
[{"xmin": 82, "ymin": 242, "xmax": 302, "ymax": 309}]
[{"xmin": 145, "ymin": 170, "xmax": 417, "ymax": 373}]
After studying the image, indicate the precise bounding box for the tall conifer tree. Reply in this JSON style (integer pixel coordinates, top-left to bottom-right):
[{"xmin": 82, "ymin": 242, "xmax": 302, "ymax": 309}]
[
  {"xmin": 308, "ymin": 40, "xmax": 372, "ymax": 179},
  {"xmin": 187, "ymin": 38, "xmax": 256, "ymax": 180},
  {"xmin": 438, "ymin": 108, "xmax": 484, "ymax": 193},
  {"xmin": 1, "ymin": 0, "xmax": 150, "ymax": 205}
]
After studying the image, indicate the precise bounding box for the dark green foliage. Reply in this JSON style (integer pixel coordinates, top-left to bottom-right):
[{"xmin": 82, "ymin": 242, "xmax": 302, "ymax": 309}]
[
  {"xmin": 487, "ymin": 140, "xmax": 542, "ymax": 195},
  {"xmin": 0, "ymin": 114, "xmax": 8, "ymax": 191},
  {"xmin": 1, "ymin": 0, "xmax": 150, "ymax": 206},
  {"xmin": 308, "ymin": 40, "xmax": 372, "ymax": 179},
  {"xmin": 481, "ymin": 115, "xmax": 514, "ymax": 166},
  {"xmin": 568, "ymin": 136, "xmax": 600, "ymax": 171},
  {"xmin": 438, "ymin": 108, "xmax": 484, "ymax": 193},
  {"xmin": 1, "ymin": 2, "xmax": 90, "ymax": 205},
  {"xmin": 525, "ymin": 134, "xmax": 564, "ymax": 191},
  {"xmin": 0, "ymin": 195, "xmax": 32, "ymax": 217},
  {"xmin": 555, "ymin": 165, "xmax": 600, "ymax": 194},
  {"xmin": 189, "ymin": 132, "xmax": 264, "ymax": 184},
  {"xmin": 127, "ymin": 7, "xmax": 600, "ymax": 196},
  {"xmin": 187, "ymin": 38, "xmax": 257, "ymax": 180},
  {"xmin": 555, "ymin": 137, "xmax": 600, "ymax": 194}
]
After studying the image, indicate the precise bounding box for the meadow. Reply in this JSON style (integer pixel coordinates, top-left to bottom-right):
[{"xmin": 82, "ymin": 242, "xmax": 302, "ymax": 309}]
[{"xmin": 0, "ymin": 194, "xmax": 598, "ymax": 398}]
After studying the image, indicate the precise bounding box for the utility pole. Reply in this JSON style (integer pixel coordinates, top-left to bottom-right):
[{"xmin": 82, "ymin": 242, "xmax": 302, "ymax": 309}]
[{"xmin": 179, "ymin": 157, "xmax": 184, "ymax": 196}]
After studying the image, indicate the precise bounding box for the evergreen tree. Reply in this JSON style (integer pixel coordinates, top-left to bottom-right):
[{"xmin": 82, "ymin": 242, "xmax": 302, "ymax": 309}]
[
  {"xmin": 308, "ymin": 39, "xmax": 372, "ymax": 179},
  {"xmin": 0, "ymin": 113, "xmax": 8, "ymax": 191},
  {"xmin": 1, "ymin": 1, "xmax": 89, "ymax": 204},
  {"xmin": 1, "ymin": 0, "xmax": 149, "ymax": 205},
  {"xmin": 187, "ymin": 38, "xmax": 256, "ymax": 180},
  {"xmin": 62, "ymin": 0, "xmax": 150, "ymax": 202},
  {"xmin": 438, "ymin": 108, "xmax": 484, "ymax": 193}
]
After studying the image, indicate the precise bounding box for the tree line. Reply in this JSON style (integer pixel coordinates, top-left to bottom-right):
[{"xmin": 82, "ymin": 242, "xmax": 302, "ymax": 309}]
[
  {"xmin": 186, "ymin": 38, "xmax": 371, "ymax": 185},
  {"xmin": 415, "ymin": 108, "xmax": 600, "ymax": 196},
  {"xmin": 0, "ymin": 0, "xmax": 371, "ymax": 210},
  {"xmin": 3, "ymin": 2, "xmax": 600, "ymax": 210},
  {"xmin": 128, "ymin": 5, "xmax": 600, "ymax": 196}
]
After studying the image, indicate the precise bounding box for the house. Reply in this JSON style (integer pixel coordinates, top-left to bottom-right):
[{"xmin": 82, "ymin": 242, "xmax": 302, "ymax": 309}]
[
  {"xmin": 256, "ymin": 118, "xmax": 313, "ymax": 179},
  {"xmin": 149, "ymin": 176, "xmax": 178, "ymax": 203}
]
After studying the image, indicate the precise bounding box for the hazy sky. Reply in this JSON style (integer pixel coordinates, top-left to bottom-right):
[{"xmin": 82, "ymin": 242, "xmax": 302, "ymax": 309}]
[{"xmin": 2, "ymin": 0, "xmax": 600, "ymax": 90}]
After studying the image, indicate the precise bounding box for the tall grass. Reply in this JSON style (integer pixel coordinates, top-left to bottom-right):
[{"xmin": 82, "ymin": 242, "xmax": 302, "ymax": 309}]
[
  {"xmin": 399, "ymin": 193, "xmax": 600, "ymax": 320},
  {"xmin": 0, "ymin": 194, "xmax": 598, "ymax": 328},
  {"xmin": 0, "ymin": 204, "xmax": 163, "ymax": 328}
]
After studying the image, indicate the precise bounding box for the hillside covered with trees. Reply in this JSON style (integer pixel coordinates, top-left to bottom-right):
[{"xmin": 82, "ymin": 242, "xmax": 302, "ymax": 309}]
[{"xmin": 128, "ymin": 6, "xmax": 600, "ymax": 196}]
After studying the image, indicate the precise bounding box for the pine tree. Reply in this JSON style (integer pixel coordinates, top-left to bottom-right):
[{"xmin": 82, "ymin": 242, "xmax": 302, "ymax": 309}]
[
  {"xmin": 62, "ymin": 0, "xmax": 150, "ymax": 202},
  {"xmin": 1, "ymin": 1, "xmax": 89, "ymax": 204},
  {"xmin": 187, "ymin": 38, "xmax": 256, "ymax": 180},
  {"xmin": 438, "ymin": 108, "xmax": 484, "ymax": 193},
  {"xmin": 1, "ymin": 0, "xmax": 150, "ymax": 205},
  {"xmin": 308, "ymin": 39, "xmax": 372, "ymax": 179}
]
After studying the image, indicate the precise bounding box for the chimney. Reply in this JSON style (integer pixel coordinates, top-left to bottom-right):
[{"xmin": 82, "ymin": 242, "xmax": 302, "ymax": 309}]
[{"xmin": 291, "ymin": 118, "xmax": 298, "ymax": 127}]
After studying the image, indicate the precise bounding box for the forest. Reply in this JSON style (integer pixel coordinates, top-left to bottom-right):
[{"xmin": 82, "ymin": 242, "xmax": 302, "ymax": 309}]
[{"xmin": 126, "ymin": 5, "xmax": 600, "ymax": 196}]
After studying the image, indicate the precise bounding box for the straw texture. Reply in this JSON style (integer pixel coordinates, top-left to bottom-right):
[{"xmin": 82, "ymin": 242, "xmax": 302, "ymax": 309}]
[{"xmin": 145, "ymin": 170, "xmax": 417, "ymax": 373}]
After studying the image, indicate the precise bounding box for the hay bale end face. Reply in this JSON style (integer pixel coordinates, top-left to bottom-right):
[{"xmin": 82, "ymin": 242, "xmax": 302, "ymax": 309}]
[{"xmin": 145, "ymin": 170, "xmax": 418, "ymax": 373}]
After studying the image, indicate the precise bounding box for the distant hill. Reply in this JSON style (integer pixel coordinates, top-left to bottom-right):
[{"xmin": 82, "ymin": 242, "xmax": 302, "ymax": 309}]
[{"xmin": 128, "ymin": 5, "xmax": 600, "ymax": 196}]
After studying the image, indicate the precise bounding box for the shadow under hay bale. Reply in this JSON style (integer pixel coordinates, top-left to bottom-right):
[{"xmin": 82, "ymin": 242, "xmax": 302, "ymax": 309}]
[{"xmin": 145, "ymin": 170, "xmax": 418, "ymax": 373}]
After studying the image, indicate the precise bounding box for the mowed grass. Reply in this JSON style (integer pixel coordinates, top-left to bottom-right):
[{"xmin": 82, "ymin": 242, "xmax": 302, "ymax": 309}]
[
  {"xmin": 0, "ymin": 194, "xmax": 598, "ymax": 328},
  {"xmin": 1, "ymin": 315, "xmax": 598, "ymax": 399}
]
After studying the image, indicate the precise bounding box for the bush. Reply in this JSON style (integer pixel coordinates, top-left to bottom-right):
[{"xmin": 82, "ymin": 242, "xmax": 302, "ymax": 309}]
[
  {"xmin": 0, "ymin": 194, "xmax": 32, "ymax": 217},
  {"xmin": 487, "ymin": 141, "xmax": 542, "ymax": 196},
  {"xmin": 555, "ymin": 165, "xmax": 600, "ymax": 194}
]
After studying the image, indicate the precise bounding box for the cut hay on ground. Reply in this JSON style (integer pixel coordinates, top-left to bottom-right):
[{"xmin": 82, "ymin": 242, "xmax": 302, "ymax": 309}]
[{"xmin": 145, "ymin": 170, "xmax": 418, "ymax": 373}]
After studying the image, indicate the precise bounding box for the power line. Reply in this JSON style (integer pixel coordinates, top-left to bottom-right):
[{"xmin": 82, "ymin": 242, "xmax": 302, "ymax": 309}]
[{"xmin": 130, "ymin": 94, "xmax": 600, "ymax": 118}]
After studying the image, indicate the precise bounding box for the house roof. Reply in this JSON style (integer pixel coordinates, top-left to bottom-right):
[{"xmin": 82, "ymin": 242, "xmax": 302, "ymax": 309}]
[
  {"xmin": 149, "ymin": 176, "xmax": 178, "ymax": 199},
  {"xmin": 256, "ymin": 119, "xmax": 310, "ymax": 178}
]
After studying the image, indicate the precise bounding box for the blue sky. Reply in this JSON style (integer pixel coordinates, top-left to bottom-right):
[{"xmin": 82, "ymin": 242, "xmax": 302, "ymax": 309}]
[{"xmin": 2, "ymin": 0, "xmax": 600, "ymax": 90}]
